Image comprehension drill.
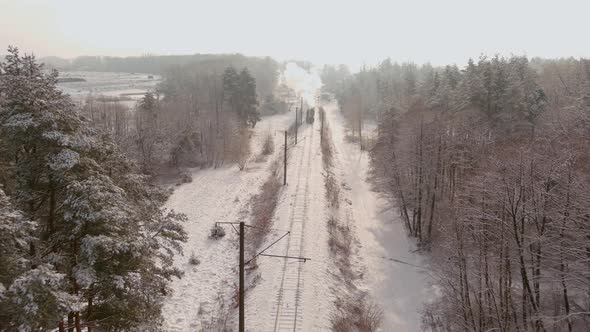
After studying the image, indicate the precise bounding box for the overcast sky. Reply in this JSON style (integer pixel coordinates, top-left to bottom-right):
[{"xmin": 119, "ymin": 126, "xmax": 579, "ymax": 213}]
[{"xmin": 1, "ymin": 0, "xmax": 589, "ymax": 70}]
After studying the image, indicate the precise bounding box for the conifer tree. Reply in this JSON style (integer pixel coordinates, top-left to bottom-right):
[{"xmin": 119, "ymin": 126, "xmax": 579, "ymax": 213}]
[
  {"xmin": 238, "ymin": 67, "xmax": 260, "ymax": 127},
  {"xmin": 222, "ymin": 66, "xmax": 260, "ymax": 127},
  {"xmin": 0, "ymin": 46, "xmax": 187, "ymax": 331},
  {"xmin": 0, "ymin": 189, "xmax": 77, "ymax": 332}
]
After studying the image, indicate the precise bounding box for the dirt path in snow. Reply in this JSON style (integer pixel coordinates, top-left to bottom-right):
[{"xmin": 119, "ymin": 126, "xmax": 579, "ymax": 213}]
[{"xmin": 324, "ymin": 102, "xmax": 434, "ymax": 331}]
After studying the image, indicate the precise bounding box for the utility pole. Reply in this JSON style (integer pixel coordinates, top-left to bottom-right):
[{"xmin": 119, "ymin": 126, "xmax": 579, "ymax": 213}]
[
  {"xmin": 295, "ymin": 107, "xmax": 298, "ymax": 145},
  {"xmin": 359, "ymin": 109, "xmax": 362, "ymax": 151},
  {"xmin": 214, "ymin": 221, "xmax": 310, "ymax": 332},
  {"xmin": 239, "ymin": 222, "xmax": 245, "ymax": 332},
  {"xmin": 283, "ymin": 131, "xmax": 287, "ymax": 185},
  {"xmin": 320, "ymin": 108, "xmax": 324, "ymax": 144}
]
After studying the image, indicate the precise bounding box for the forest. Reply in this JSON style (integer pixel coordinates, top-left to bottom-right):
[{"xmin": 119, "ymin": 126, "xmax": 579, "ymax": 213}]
[
  {"xmin": 81, "ymin": 52, "xmax": 283, "ymax": 177},
  {"xmin": 0, "ymin": 46, "xmax": 289, "ymax": 331},
  {"xmin": 0, "ymin": 46, "xmax": 191, "ymax": 331},
  {"xmin": 328, "ymin": 56, "xmax": 590, "ymax": 331},
  {"xmin": 39, "ymin": 54, "xmax": 277, "ymax": 76}
]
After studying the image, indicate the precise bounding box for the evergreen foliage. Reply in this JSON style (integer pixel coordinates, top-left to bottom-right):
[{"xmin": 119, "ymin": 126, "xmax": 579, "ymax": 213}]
[{"xmin": 0, "ymin": 46, "xmax": 187, "ymax": 331}]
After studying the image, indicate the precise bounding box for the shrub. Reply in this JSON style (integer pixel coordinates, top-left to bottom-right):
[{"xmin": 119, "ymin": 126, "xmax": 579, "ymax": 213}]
[
  {"xmin": 188, "ymin": 252, "xmax": 200, "ymax": 265},
  {"xmin": 331, "ymin": 295, "xmax": 383, "ymax": 332},
  {"xmin": 261, "ymin": 133, "xmax": 274, "ymax": 155},
  {"xmin": 209, "ymin": 224, "xmax": 226, "ymax": 239},
  {"xmin": 181, "ymin": 171, "xmax": 193, "ymax": 183}
]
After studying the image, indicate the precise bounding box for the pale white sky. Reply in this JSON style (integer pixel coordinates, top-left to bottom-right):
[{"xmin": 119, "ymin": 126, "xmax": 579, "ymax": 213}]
[{"xmin": 1, "ymin": 0, "xmax": 589, "ymax": 70}]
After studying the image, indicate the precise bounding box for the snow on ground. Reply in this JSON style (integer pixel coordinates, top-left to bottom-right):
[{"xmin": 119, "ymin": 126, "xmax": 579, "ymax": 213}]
[
  {"xmin": 324, "ymin": 101, "xmax": 435, "ymax": 331},
  {"xmin": 56, "ymin": 71, "xmax": 160, "ymax": 107},
  {"xmin": 162, "ymin": 57, "xmax": 433, "ymax": 330},
  {"xmin": 163, "ymin": 62, "xmax": 335, "ymax": 332},
  {"xmin": 161, "ymin": 112, "xmax": 294, "ymax": 331},
  {"xmin": 162, "ymin": 102, "xmax": 435, "ymax": 331},
  {"xmin": 245, "ymin": 116, "xmax": 333, "ymax": 331},
  {"xmin": 57, "ymin": 71, "xmax": 160, "ymax": 97}
]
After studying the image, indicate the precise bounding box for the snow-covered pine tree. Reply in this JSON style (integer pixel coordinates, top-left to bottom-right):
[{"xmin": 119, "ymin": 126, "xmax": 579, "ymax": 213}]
[
  {"xmin": 0, "ymin": 46, "xmax": 187, "ymax": 331},
  {"xmin": 222, "ymin": 66, "xmax": 240, "ymax": 115},
  {"xmin": 135, "ymin": 92, "xmax": 164, "ymax": 174},
  {"xmin": 238, "ymin": 67, "xmax": 260, "ymax": 128},
  {"xmin": 0, "ymin": 189, "xmax": 77, "ymax": 331},
  {"xmin": 223, "ymin": 66, "xmax": 260, "ymax": 128},
  {"xmin": 461, "ymin": 58, "xmax": 487, "ymax": 112}
]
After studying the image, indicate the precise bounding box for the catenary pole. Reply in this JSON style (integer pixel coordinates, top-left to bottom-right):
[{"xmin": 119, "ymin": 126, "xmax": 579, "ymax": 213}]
[
  {"xmin": 284, "ymin": 131, "xmax": 287, "ymax": 185},
  {"xmin": 295, "ymin": 107, "xmax": 298, "ymax": 144},
  {"xmin": 239, "ymin": 222, "xmax": 245, "ymax": 332},
  {"xmin": 214, "ymin": 221, "xmax": 310, "ymax": 332}
]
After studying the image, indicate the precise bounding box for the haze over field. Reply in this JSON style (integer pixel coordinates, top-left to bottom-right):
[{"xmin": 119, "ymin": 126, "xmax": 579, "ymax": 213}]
[{"xmin": 2, "ymin": 0, "xmax": 590, "ymax": 69}]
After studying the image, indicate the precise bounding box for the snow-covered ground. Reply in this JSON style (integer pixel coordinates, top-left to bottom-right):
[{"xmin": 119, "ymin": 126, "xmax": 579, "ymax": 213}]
[
  {"xmin": 161, "ymin": 112, "xmax": 295, "ymax": 331},
  {"xmin": 161, "ymin": 58, "xmax": 434, "ymax": 329},
  {"xmin": 162, "ymin": 103, "xmax": 435, "ymax": 331},
  {"xmin": 324, "ymin": 102, "xmax": 435, "ymax": 331},
  {"xmin": 56, "ymin": 71, "xmax": 160, "ymax": 107},
  {"xmin": 246, "ymin": 112, "xmax": 333, "ymax": 331}
]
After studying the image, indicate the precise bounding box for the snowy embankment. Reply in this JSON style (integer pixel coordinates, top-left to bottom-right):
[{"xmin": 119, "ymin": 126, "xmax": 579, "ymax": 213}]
[
  {"xmin": 324, "ymin": 102, "xmax": 435, "ymax": 331},
  {"xmin": 161, "ymin": 112, "xmax": 294, "ymax": 331}
]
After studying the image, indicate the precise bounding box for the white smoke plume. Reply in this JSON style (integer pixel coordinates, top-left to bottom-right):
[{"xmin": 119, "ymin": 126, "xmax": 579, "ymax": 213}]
[{"xmin": 280, "ymin": 62, "xmax": 323, "ymax": 106}]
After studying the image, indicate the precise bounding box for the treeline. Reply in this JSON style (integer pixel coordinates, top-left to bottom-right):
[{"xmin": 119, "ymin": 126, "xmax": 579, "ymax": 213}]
[
  {"xmin": 82, "ymin": 54, "xmax": 283, "ymax": 176},
  {"xmin": 320, "ymin": 64, "xmax": 351, "ymax": 97},
  {"xmin": 0, "ymin": 47, "xmax": 187, "ymax": 331},
  {"xmin": 331, "ymin": 56, "xmax": 590, "ymax": 331},
  {"xmin": 42, "ymin": 53, "xmax": 276, "ymax": 76}
]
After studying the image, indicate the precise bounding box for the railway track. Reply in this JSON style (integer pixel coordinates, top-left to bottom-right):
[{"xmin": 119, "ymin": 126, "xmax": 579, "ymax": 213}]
[{"xmin": 270, "ymin": 121, "xmax": 315, "ymax": 332}]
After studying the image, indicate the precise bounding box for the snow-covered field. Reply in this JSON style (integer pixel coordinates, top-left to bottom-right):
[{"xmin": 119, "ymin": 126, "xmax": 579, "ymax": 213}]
[
  {"xmin": 161, "ymin": 112, "xmax": 297, "ymax": 331},
  {"xmin": 56, "ymin": 71, "xmax": 160, "ymax": 107}
]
